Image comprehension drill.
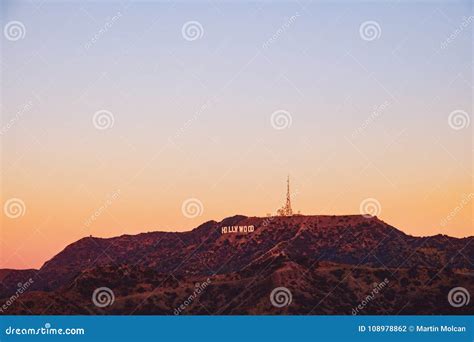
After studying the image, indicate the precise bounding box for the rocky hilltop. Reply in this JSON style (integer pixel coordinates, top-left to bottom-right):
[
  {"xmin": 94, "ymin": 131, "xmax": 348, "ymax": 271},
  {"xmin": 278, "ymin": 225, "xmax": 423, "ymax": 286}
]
[{"xmin": 0, "ymin": 215, "xmax": 472, "ymax": 315}]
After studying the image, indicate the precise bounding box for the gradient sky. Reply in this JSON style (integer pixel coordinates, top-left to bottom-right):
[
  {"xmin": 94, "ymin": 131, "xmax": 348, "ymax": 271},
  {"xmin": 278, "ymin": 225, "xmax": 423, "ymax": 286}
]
[{"xmin": 1, "ymin": 0, "xmax": 472, "ymax": 269}]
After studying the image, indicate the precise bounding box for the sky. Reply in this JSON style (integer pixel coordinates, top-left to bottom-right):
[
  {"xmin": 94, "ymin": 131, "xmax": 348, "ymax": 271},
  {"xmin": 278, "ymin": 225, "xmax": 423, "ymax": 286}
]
[{"xmin": 1, "ymin": 0, "xmax": 472, "ymax": 269}]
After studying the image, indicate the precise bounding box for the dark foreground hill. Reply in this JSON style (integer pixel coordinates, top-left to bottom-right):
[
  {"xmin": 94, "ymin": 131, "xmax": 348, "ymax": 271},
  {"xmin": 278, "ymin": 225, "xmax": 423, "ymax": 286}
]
[{"xmin": 0, "ymin": 215, "xmax": 472, "ymax": 315}]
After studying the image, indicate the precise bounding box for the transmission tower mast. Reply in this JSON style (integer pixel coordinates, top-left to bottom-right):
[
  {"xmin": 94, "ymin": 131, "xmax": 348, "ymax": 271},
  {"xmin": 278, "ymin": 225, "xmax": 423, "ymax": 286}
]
[{"xmin": 277, "ymin": 175, "xmax": 293, "ymax": 216}]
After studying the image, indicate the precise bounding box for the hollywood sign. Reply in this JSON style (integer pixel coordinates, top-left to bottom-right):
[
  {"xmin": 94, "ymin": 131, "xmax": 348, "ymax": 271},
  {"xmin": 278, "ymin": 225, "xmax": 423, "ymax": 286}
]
[{"xmin": 221, "ymin": 225, "xmax": 255, "ymax": 234}]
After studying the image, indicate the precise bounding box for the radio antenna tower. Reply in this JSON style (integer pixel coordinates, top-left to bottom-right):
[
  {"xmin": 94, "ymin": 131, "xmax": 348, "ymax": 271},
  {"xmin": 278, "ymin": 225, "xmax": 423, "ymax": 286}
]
[{"xmin": 277, "ymin": 175, "xmax": 293, "ymax": 216}]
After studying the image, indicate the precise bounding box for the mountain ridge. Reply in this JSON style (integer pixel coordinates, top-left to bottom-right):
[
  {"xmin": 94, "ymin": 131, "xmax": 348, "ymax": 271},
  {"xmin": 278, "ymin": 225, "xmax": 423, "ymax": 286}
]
[{"xmin": 0, "ymin": 214, "xmax": 472, "ymax": 315}]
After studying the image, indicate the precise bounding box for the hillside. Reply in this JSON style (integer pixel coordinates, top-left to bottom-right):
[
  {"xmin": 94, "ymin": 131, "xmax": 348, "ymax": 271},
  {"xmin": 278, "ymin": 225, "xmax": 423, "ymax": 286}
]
[{"xmin": 0, "ymin": 215, "xmax": 472, "ymax": 314}]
